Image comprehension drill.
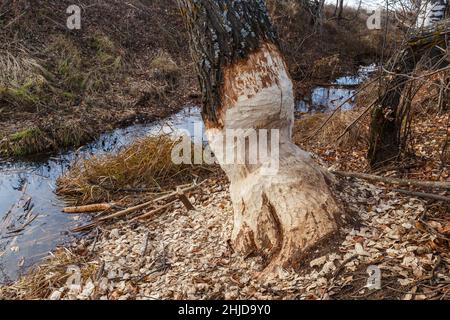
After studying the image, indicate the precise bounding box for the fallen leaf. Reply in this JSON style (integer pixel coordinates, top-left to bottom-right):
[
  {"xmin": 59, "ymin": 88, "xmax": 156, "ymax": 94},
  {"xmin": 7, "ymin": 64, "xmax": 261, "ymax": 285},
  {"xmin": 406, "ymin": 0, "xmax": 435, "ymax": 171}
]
[{"xmin": 355, "ymin": 243, "xmax": 370, "ymax": 256}]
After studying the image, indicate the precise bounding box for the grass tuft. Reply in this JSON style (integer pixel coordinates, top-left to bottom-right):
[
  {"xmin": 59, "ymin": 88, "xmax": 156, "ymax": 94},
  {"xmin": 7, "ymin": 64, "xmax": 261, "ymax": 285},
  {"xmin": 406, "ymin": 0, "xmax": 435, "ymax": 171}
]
[
  {"xmin": 0, "ymin": 51, "xmax": 48, "ymax": 109},
  {"xmin": 0, "ymin": 248, "xmax": 97, "ymax": 300},
  {"xmin": 293, "ymin": 109, "xmax": 369, "ymax": 149},
  {"xmin": 149, "ymin": 50, "xmax": 180, "ymax": 85},
  {"xmin": 56, "ymin": 135, "xmax": 210, "ymax": 204}
]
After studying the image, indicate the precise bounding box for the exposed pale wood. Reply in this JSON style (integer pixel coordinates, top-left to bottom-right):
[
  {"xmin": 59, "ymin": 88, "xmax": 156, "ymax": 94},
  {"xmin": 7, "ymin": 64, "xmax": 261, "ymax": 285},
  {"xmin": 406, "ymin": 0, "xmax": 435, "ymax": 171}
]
[
  {"xmin": 63, "ymin": 203, "xmax": 113, "ymax": 214},
  {"xmin": 179, "ymin": 0, "xmax": 340, "ymax": 270}
]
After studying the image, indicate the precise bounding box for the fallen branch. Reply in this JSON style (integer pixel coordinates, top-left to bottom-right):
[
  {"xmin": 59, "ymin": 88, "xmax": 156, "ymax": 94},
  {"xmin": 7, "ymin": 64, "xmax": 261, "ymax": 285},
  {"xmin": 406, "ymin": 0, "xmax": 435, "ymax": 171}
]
[
  {"xmin": 331, "ymin": 170, "xmax": 450, "ymax": 190},
  {"xmin": 72, "ymin": 222, "xmax": 98, "ymax": 233},
  {"xmin": 71, "ymin": 181, "xmax": 206, "ymax": 232},
  {"xmin": 177, "ymin": 187, "xmax": 195, "ymax": 211},
  {"xmin": 131, "ymin": 200, "xmax": 177, "ymax": 222},
  {"xmin": 63, "ymin": 203, "xmax": 114, "ymax": 214},
  {"xmin": 99, "ymin": 181, "xmax": 205, "ymax": 222},
  {"xmin": 393, "ymin": 189, "xmax": 450, "ymax": 202}
]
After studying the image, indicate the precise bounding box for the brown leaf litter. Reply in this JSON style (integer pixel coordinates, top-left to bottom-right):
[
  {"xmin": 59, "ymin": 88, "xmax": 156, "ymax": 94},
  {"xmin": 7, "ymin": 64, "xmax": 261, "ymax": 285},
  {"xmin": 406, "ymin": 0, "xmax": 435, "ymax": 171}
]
[{"xmin": 1, "ymin": 174, "xmax": 448, "ymax": 300}]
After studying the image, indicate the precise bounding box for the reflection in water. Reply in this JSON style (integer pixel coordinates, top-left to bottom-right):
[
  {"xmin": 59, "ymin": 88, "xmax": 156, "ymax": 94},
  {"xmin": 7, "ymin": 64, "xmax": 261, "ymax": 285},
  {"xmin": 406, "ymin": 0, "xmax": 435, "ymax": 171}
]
[
  {"xmin": 297, "ymin": 64, "xmax": 376, "ymax": 113},
  {"xmin": 0, "ymin": 106, "xmax": 202, "ymax": 283}
]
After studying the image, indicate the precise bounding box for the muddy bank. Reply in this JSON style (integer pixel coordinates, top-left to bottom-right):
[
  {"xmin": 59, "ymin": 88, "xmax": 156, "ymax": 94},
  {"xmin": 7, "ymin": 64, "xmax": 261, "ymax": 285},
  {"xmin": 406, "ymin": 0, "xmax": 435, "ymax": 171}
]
[
  {"xmin": 0, "ymin": 0, "xmax": 195, "ymax": 158},
  {"xmin": 0, "ymin": 107, "xmax": 202, "ymax": 283}
]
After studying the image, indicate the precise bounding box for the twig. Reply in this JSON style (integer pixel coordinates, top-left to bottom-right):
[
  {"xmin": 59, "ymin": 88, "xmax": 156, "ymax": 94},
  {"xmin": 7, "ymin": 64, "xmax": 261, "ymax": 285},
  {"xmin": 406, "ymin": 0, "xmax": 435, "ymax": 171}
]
[
  {"xmin": 393, "ymin": 189, "xmax": 450, "ymax": 202},
  {"xmin": 304, "ymin": 77, "xmax": 380, "ymax": 142},
  {"xmin": 335, "ymin": 99, "xmax": 377, "ymax": 142},
  {"xmin": 323, "ymin": 255, "xmax": 359, "ymax": 299},
  {"xmin": 331, "ymin": 170, "xmax": 450, "ymax": 190},
  {"xmin": 131, "ymin": 200, "xmax": 177, "ymax": 222},
  {"xmin": 99, "ymin": 181, "xmax": 204, "ymax": 222},
  {"xmin": 177, "ymin": 187, "xmax": 195, "ymax": 211},
  {"xmin": 90, "ymin": 228, "xmax": 100, "ymax": 253},
  {"xmin": 332, "ymin": 255, "xmax": 359, "ymax": 280},
  {"xmin": 72, "ymin": 181, "xmax": 206, "ymax": 232},
  {"xmin": 71, "ymin": 222, "xmax": 98, "ymax": 233}
]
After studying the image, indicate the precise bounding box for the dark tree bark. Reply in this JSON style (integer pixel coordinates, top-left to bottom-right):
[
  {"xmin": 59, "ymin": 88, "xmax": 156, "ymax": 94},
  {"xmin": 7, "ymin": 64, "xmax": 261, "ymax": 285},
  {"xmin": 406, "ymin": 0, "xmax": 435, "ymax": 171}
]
[
  {"xmin": 337, "ymin": 0, "xmax": 344, "ymax": 21},
  {"xmin": 177, "ymin": 0, "xmax": 278, "ymax": 127},
  {"xmin": 368, "ymin": 19, "xmax": 450, "ymax": 167},
  {"xmin": 298, "ymin": 0, "xmax": 325, "ymax": 26},
  {"xmin": 333, "ymin": 0, "xmax": 339, "ymax": 17},
  {"xmin": 177, "ymin": 0, "xmax": 340, "ymax": 272}
]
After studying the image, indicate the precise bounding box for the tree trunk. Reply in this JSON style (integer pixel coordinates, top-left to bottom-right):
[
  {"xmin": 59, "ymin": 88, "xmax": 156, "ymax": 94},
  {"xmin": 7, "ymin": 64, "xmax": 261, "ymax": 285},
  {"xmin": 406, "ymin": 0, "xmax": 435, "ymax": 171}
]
[
  {"xmin": 299, "ymin": 0, "xmax": 325, "ymax": 26},
  {"xmin": 333, "ymin": 0, "xmax": 339, "ymax": 17},
  {"xmin": 337, "ymin": 0, "xmax": 344, "ymax": 22},
  {"xmin": 368, "ymin": 17, "xmax": 450, "ymax": 168},
  {"xmin": 417, "ymin": 0, "xmax": 448, "ymax": 28},
  {"xmin": 368, "ymin": 49, "xmax": 416, "ymax": 167},
  {"xmin": 177, "ymin": 0, "xmax": 339, "ymax": 270}
]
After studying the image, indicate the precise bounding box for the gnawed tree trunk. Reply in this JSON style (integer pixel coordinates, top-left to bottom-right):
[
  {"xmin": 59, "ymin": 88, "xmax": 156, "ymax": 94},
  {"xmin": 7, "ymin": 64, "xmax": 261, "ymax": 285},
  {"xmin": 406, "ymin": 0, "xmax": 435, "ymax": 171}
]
[
  {"xmin": 177, "ymin": 0, "xmax": 339, "ymax": 270},
  {"xmin": 368, "ymin": 17, "xmax": 450, "ymax": 168}
]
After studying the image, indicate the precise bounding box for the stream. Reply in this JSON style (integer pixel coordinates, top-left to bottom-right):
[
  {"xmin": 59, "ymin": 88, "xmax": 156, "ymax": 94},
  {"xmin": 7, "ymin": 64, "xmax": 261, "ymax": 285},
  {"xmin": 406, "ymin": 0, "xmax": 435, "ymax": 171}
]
[
  {"xmin": 0, "ymin": 65, "xmax": 375, "ymax": 284},
  {"xmin": 296, "ymin": 64, "xmax": 375, "ymax": 113}
]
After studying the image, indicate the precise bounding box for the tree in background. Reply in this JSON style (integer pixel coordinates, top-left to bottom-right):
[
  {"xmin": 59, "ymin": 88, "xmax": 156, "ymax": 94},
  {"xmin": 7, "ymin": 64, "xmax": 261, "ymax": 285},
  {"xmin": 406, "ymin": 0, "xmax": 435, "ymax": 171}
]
[
  {"xmin": 299, "ymin": 0, "xmax": 326, "ymax": 26},
  {"xmin": 368, "ymin": 0, "xmax": 449, "ymax": 167},
  {"xmin": 417, "ymin": 0, "xmax": 448, "ymax": 28}
]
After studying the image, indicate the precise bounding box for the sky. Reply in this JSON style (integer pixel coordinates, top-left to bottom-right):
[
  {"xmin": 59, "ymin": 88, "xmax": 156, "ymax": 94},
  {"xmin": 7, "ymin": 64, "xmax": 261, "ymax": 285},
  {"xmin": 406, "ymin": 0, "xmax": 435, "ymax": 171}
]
[{"xmin": 325, "ymin": 0, "xmax": 386, "ymax": 10}]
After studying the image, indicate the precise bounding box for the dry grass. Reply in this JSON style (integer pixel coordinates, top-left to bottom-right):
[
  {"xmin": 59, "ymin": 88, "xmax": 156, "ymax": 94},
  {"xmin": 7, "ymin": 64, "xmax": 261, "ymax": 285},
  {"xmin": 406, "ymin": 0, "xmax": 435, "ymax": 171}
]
[
  {"xmin": 0, "ymin": 121, "xmax": 94, "ymax": 157},
  {"xmin": 149, "ymin": 50, "xmax": 181, "ymax": 91},
  {"xmin": 0, "ymin": 248, "xmax": 97, "ymax": 300},
  {"xmin": 293, "ymin": 109, "xmax": 370, "ymax": 149},
  {"xmin": 150, "ymin": 50, "xmax": 180, "ymax": 76},
  {"xmin": 0, "ymin": 51, "xmax": 48, "ymax": 108},
  {"xmin": 0, "ymin": 51, "xmax": 44, "ymax": 87},
  {"xmin": 57, "ymin": 135, "xmax": 211, "ymax": 204}
]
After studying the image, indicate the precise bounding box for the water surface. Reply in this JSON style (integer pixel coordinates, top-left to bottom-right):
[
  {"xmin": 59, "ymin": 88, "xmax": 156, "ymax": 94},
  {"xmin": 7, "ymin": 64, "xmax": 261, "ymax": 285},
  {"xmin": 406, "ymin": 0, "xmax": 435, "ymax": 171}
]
[{"xmin": 0, "ymin": 106, "xmax": 202, "ymax": 283}]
